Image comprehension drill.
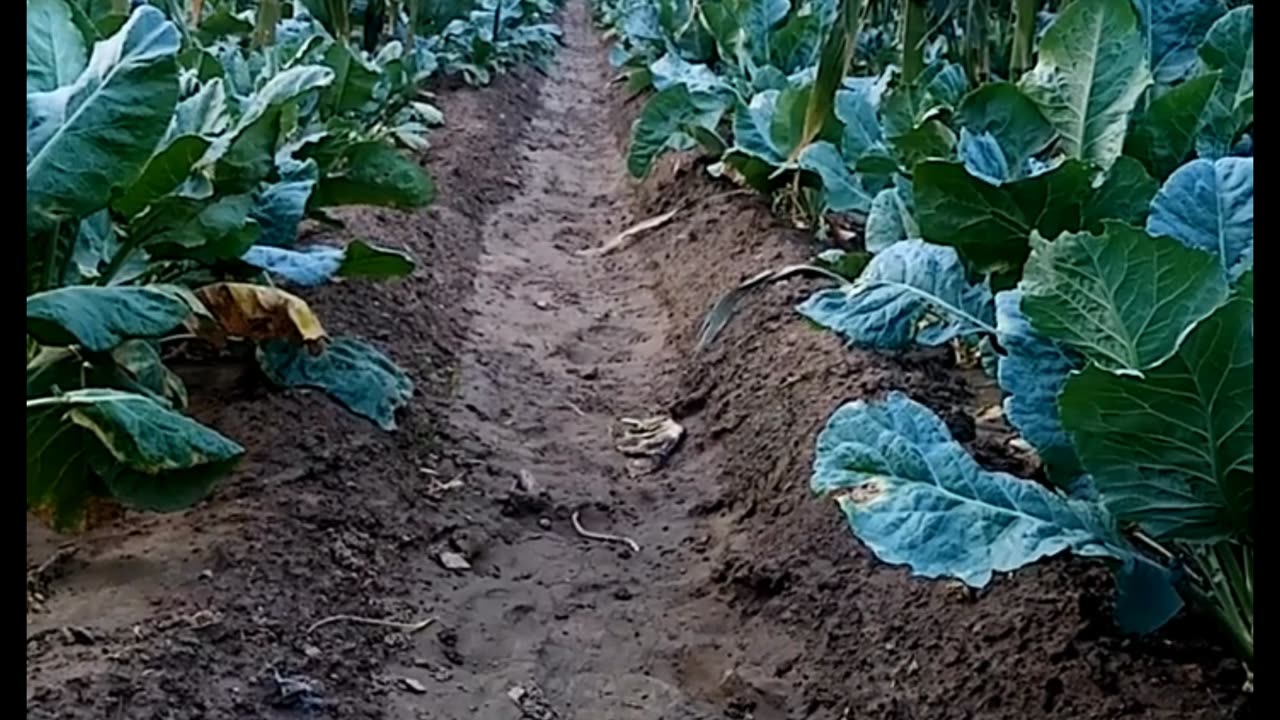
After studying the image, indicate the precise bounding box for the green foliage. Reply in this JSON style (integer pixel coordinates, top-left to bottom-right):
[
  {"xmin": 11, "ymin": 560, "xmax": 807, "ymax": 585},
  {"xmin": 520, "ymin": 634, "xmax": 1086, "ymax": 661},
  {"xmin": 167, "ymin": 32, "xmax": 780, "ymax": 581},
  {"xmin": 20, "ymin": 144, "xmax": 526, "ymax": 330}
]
[
  {"xmin": 25, "ymin": 0, "xmax": 561, "ymax": 530},
  {"xmin": 643, "ymin": 0, "xmax": 1255, "ymax": 660}
]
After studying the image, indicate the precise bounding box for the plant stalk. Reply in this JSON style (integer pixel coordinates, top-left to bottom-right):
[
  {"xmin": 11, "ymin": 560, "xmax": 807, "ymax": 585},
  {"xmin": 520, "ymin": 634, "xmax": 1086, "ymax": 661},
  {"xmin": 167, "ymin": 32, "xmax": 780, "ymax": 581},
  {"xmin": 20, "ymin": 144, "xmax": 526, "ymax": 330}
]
[
  {"xmin": 900, "ymin": 0, "xmax": 928, "ymax": 85},
  {"xmin": 965, "ymin": 0, "xmax": 989, "ymax": 83},
  {"xmin": 254, "ymin": 0, "xmax": 282, "ymax": 48},
  {"xmin": 1009, "ymin": 0, "xmax": 1037, "ymax": 77},
  {"xmin": 41, "ymin": 222, "xmax": 63, "ymax": 292}
]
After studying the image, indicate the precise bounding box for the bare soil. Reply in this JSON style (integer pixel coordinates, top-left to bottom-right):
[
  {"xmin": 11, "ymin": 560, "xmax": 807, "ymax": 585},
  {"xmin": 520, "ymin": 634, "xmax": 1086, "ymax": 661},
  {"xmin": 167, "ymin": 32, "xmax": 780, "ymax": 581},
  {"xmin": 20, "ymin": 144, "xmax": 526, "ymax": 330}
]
[{"xmin": 27, "ymin": 3, "xmax": 1251, "ymax": 719}]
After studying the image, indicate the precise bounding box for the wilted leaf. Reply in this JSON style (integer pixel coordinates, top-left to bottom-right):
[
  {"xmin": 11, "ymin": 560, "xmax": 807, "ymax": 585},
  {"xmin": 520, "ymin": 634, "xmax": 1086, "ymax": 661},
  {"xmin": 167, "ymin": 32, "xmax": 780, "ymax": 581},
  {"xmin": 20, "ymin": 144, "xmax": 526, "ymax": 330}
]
[
  {"xmin": 257, "ymin": 337, "xmax": 413, "ymax": 431},
  {"xmin": 697, "ymin": 263, "xmax": 846, "ymax": 349},
  {"xmin": 194, "ymin": 282, "xmax": 328, "ymax": 349},
  {"xmin": 1020, "ymin": 0, "xmax": 1152, "ymax": 170},
  {"xmin": 797, "ymin": 240, "xmax": 995, "ymax": 350},
  {"xmin": 27, "ymin": 6, "xmax": 181, "ymax": 229},
  {"xmin": 1060, "ymin": 299, "xmax": 1252, "ymax": 541},
  {"xmin": 812, "ymin": 392, "xmax": 1130, "ymax": 587},
  {"xmin": 1021, "ymin": 223, "xmax": 1229, "ymax": 373},
  {"xmin": 27, "ymin": 285, "xmax": 199, "ymax": 353},
  {"xmin": 1146, "ymin": 157, "xmax": 1252, "ymax": 279}
]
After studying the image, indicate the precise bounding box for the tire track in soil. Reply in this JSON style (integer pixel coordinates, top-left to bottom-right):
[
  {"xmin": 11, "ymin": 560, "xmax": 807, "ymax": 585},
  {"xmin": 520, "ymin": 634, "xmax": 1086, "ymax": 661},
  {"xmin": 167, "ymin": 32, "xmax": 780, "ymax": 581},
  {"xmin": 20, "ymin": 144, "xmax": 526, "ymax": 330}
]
[{"xmin": 387, "ymin": 4, "xmax": 775, "ymax": 719}]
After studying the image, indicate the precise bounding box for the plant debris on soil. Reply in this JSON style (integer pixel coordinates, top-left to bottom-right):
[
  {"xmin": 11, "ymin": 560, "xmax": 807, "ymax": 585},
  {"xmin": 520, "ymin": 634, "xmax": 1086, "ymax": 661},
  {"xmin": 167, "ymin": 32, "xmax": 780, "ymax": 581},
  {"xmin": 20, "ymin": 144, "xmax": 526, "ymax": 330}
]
[{"xmin": 27, "ymin": 3, "xmax": 1251, "ymax": 719}]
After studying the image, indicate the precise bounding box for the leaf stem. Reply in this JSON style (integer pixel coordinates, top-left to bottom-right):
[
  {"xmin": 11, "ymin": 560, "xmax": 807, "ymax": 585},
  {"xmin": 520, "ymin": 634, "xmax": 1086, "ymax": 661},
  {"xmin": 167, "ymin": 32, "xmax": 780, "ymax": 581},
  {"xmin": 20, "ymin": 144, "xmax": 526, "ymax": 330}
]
[{"xmin": 98, "ymin": 233, "xmax": 142, "ymax": 287}]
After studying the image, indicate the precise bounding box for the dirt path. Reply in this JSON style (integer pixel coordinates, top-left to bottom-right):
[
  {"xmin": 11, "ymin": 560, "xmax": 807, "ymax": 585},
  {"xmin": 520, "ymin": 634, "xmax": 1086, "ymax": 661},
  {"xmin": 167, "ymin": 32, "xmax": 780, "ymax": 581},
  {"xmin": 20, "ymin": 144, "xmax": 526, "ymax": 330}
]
[
  {"xmin": 27, "ymin": 2, "xmax": 1249, "ymax": 719},
  {"xmin": 385, "ymin": 5, "xmax": 745, "ymax": 717}
]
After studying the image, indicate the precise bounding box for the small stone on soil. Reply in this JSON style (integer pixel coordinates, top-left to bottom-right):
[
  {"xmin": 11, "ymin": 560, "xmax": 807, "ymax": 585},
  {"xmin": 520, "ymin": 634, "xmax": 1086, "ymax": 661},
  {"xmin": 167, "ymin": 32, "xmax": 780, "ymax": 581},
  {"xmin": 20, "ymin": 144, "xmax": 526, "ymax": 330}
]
[
  {"xmin": 438, "ymin": 552, "xmax": 472, "ymax": 571},
  {"xmin": 538, "ymin": 517, "xmax": 552, "ymax": 530},
  {"xmin": 400, "ymin": 677, "xmax": 428, "ymax": 694}
]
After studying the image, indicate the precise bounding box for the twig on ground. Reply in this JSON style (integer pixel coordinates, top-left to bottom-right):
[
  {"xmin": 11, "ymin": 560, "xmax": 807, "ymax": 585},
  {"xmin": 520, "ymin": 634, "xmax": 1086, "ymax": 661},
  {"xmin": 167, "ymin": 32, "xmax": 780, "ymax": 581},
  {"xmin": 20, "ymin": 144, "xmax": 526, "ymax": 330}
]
[
  {"xmin": 563, "ymin": 400, "xmax": 586, "ymax": 416},
  {"xmin": 306, "ymin": 614, "xmax": 437, "ymax": 635},
  {"xmin": 571, "ymin": 510, "xmax": 641, "ymax": 553}
]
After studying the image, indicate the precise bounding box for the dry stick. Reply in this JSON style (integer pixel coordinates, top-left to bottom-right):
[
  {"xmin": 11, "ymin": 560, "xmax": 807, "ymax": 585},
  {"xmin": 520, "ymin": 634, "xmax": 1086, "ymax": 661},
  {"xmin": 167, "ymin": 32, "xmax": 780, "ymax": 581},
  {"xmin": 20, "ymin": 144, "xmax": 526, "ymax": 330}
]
[
  {"xmin": 578, "ymin": 189, "xmax": 754, "ymax": 257},
  {"xmin": 306, "ymin": 614, "xmax": 437, "ymax": 635},
  {"xmin": 571, "ymin": 511, "xmax": 641, "ymax": 553}
]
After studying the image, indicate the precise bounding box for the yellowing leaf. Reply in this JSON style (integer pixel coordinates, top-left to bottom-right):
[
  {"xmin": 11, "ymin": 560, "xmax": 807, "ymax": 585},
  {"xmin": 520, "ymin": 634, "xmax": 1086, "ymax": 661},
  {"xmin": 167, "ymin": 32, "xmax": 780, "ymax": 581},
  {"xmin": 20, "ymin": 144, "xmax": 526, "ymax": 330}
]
[{"xmin": 194, "ymin": 282, "xmax": 327, "ymax": 351}]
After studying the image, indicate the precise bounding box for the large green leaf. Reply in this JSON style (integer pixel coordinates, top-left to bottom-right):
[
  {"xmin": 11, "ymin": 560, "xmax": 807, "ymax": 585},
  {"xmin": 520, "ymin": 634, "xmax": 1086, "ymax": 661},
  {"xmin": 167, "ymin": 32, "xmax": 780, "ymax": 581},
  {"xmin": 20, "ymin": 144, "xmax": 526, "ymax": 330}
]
[
  {"xmin": 954, "ymin": 82, "xmax": 1055, "ymax": 179},
  {"xmin": 310, "ymin": 141, "xmax": 435, "ymax": 209},
  {"xmin": 796, "ymin": 240, "xmax": 995, "ymax": 350},
  {"xmin": 113, "ymin": 79, "xmax": 233, "ymax": 218},
  {"xmin": 812, "ymin": 391, "xmax": 1129, "ymax": 587},
  {"xmin": 26, "ymin": 6, "xmax": 181, "ymax": 229},
  {"xmin": 1134, "ymin": 0, "xmax": 1227, "ymax": 86},
  {"xmin": 257, "ymin": 337, "xmax": 413, "ymax": 431},
  {"xmin": 913, "ymin": 159, "xmax": 1093, "ymax": 282},
  {"xmin": 27, "ymin": 0, "xmax": 89, "ymax": 93},
  {"xmin": 1124, "ymin": 72, "xmax": 1219, "ymax": 180},
  {"xmin": 1019, "ymin": 0, "xmax": 1152, "ymax": 170},
  {"xmin": 1194, "ymin": 6, "xmax": 1253, "ymax": 159},
  {"xmin": 321, "ymin": 42, "xmax": 382, "ymax": 114},
  {"xmin": 629, "ymin": 83, "xmax": 732, "ymax": 176},
  {"xmin": 1146, "ymin": 157, "xmax": 1252, "ymax": 280},
  {"xmin": 27, "ymin": 389, "xmax": 243, "ymax": 526},
  {"xmin": 27, "ymin": 340, "xmax": 187, "ymax": 409},
  {"xmin": 1021, "ymin": 223, "xmax": 1229, "ymax": 373},
  {"xmin": 1060, "ymin": 299, "xmax": 1252, "ymax": 541},
  {"xmin": 27, "ymin": 285, "xmax": 198, "ymax": 352}
]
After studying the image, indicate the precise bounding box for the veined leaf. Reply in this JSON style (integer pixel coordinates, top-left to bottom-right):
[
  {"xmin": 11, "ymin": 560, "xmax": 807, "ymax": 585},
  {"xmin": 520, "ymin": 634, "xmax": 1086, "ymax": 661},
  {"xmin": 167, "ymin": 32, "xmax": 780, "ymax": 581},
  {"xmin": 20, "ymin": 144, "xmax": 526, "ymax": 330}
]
[
  {"xmin": 1021, "ymin": 223, "xmax": 1229, "ymax": 373},
  {"xmin": 27, "ymin": 0, "xmax": 88, "ymax": 93},
  {"xmin": 796, "ymin": 240, "xmax": 995, "ymax": 350},
  {"xmin": 258, "ymin": 337, "xmax": 413, "ymax": 431},
  {"xmin": 1134, "ymin": 0, "xmax": 1227, "ymax": 86},
  {"xmin": 812, "ymin": 392, "xmax": 1126, "ymax": 587},
  {"xmin": 1146, "ymin": 157, "xmax": 1252, "ymax": 280},
  {"xmin": 27, "ymin": 6, "xmax": 181, "ymax": 229},
  {"xmin": 1020, "ymin": 0, "xmax": 1152, "ymax": 170},
  {"xmin": 321, "ymin": 42, "xmax": 381, "ymax": 114},
  {"xmin": 1060, "ymin": 299, "xmax": 1252, "ymax": 541},
  {"xmin": 1195, "ymin": 6, "xmax": 1252, "ymax": 159},
  {"xmin": 27, "ymin": 285, "xmax": 198, "ymax": 352},
  {"xmin": 1124, "ymin": 72, "xmax": 1219, "ymax": 180},
  {"xmin": 141, "ymin": 194, "xmax": 262, "ymax": 263}
]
